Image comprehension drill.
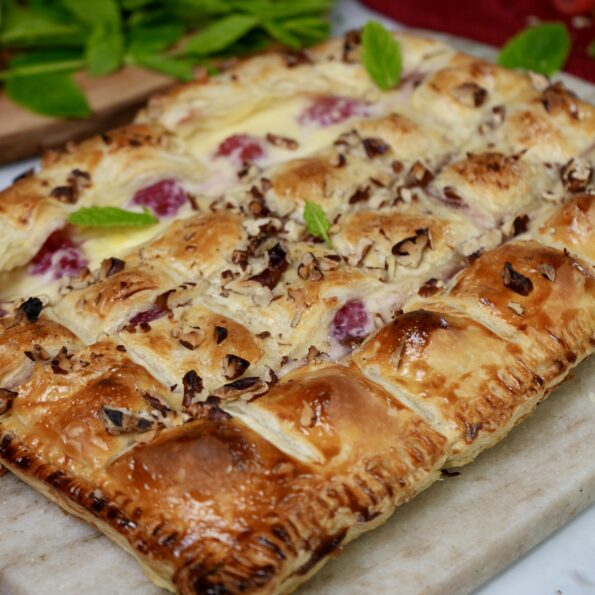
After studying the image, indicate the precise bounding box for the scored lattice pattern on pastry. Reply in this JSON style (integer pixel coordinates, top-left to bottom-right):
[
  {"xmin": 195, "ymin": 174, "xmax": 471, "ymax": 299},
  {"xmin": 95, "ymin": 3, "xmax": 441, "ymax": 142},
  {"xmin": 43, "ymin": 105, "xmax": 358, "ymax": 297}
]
[{"xmin": 0, "ymin": 30, "xmax": 594, "ymax": 594}]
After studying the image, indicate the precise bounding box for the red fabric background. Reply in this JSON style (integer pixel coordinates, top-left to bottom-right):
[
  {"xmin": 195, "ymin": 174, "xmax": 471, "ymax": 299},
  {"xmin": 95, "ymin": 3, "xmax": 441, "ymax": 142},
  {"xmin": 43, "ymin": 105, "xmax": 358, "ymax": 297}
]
[{"xmin": 360, "ymin": 0, "xmax": 595, "ymax": 82}]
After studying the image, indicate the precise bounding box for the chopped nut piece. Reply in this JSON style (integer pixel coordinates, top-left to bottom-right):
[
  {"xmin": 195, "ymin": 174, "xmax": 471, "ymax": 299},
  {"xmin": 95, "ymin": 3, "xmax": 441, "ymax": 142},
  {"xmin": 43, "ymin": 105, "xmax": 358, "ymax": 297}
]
[
  {"xmin": 418, "ymin": 278, "xmax": 442, "ymax": 297},
  {"xmin": 266, "ymin": 133, "xmax": 299, "ymax": 150},
  {"xmin": 18, "ymin": 297, "xmax": 43, "ymax": 322},
  {"xmin": 24, "ymin": 344, "xmax": 50, "ymax": 362},
  {"xmin": 213, "ymin": 377, "xmax": 269, "ymax": 400},
  {"xmin": 98, "ymin": 257, "xmax": 125, "ymax": 280},
  {"xmin": 391, "ymin": 228, "xmax": 430, "ymax": 268},
  {"xmin": 501, "ymin": 262, "xmax": 533, "ymax": 296},
  {"xmin": 297, "ymin": 252, "xmax": 323, "ymax": 281},
  {"xmin": 507, "ymin": 301, "xmax": 525, "ymax": 316},
  {"xmin": 348, "ymin": 186, "xmax": 370, "ymax": 204},
  {"xmin": 540, "ymin": 263, "xmax": 556, "ymax": 282},
  {"xmin": 99, "ymin": 406, "xmax": 158, "ymax": 435},
  {"xmin": 178, "ymin": 327, "xmax": 205, "ymax": 351},
  {"xmin": 51, "ymin": 346, "xmax": 71, "ymax": 375},
  {"xmin": 362, "ymin": 137, "xmax": 390, "ymax": 158},
  {"xmin": 0, "ymin": 388, "xmax": 17, "ymax": 415},
  {"xmin": 223, "ymin": 354, "xmax": 250, "ymax": 379},
  {"xmin": 182, "ymin": 370, "xmax": 204, "ymax": 410},
  {"xmin": 512, "ymin": 214, "xmax": 529, "ymax": 236},
  {"xmin": 542, "ymin": 82, "xmax": 579, "ymax": 119},
  {"xmin": 561, "ymin": 158, "xmax": 592, "ymax": 193},
  {"xmin": 184, "ymin": 395, "xmax": 232, "ymax": 421},
  {"xmin": 142, "ymin": 393, "xmax": 173, "ymax": 416},
  {"xmin": 300, "ymin": 401, "xmax": 315, "ymax": 427},
  {"xmin": 407, "ymin": 161, "xmax": 433, "ymax": 187},
  {"xmin": 342, "ymin": 28, "xmax": 361, "ymax": 63},
  {"xmin": 451, "ymin": 82, "xmax": 488, "ymax": 107},
  {"xmin": 214, "ymin": 326, "xmax": 228, "ymax": 344}
]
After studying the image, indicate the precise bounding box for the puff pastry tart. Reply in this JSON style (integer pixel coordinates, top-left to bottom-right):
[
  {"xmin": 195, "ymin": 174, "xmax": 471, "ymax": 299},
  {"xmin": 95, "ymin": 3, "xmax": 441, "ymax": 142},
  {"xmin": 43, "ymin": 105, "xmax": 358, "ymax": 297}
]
[{"xmin": 0, "ymin": 28, "xmax": 594, "ymax": 594}]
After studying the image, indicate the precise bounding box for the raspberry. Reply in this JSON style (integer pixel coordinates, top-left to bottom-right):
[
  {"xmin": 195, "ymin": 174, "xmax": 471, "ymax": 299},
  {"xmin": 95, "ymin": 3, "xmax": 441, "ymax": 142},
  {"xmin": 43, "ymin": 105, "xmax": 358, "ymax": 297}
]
[
  {"xmin": 30, "ymin": 230, "xmax": 87, "ymax": 279},
  {"xmin": 331, "ymin": 300, "xmax": 371, "ymax": 343},
  {"xmin": 133, "ymin": 179, "xmax": 188, "ymax": 217},
  {"xmin": 215, "ymin": 134, "xmax": 265, "ymax": 163},
  {"xmin": 299, "ymin": 96, "xmax": 370, "ymax": 127}
]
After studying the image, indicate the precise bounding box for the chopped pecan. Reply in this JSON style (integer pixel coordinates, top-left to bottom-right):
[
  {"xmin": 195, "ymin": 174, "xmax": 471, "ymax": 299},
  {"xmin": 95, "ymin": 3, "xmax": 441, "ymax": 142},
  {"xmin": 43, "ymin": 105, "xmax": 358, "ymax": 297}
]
[
  {"xmin": 452, "ymin": 82, "xmax": 488, "ymax": 107},
  {"xmin": 248, "ymin": 243, "xmax": 288, "ymax": 290},
  {"xmin": 51, "ymin": 346, "xmax": 71, "ymax": 374},
  {"xmin": 142, "ymin": 393, "xmax": 173, "ymax": 416},
  {"xmin": 442, "ymin": 186, "xmax": 464, "ymax": 206},
  {"xmin": 0, "ymin": 388, "xmax": 17, "ymax": 415},
  {"xmin": 541, "ymin": 82, "xmax": 579, "ymax": 119},
  {"xmin": 214, "ymin": 326, "xmax": 228, "ymax": 344},
  {"xmin": 512, "ymin": 214, "xmax": 529, "ymax": 236},
  {"xmin": 283, "ymin": 50, "xmax": 312, "ymax": 67},
  {"xmin": 540, "ymin": 263, "xmax": 556, "ymax": 282},
  {"xmin": 407, "ymin": 161, "xmax": 433, "ymax": 187},
  {"xmin": 176, "ymin": 327, "xmax": 204, "ymax": 351},
  {"xmin": 98, "ymin": 257, "xmax": 125, "ymax": 280},
  {"xmin": 501, "ymin": 262, "xmax": 533, "ymax": 296},
  {"xmin": 24, "ymin": 344, "xmax": 50, "ymax": 362},
  {"xmin": 50, "ymin": 185, "xmax": 76, "ymax": 203},
  {"xmin": 223, "ymin": 354, "xmax": 250, "ymax": 380},
  {"xmin": 184, "ymin": 395, "xmax": 232, "ymax": 421},
  {"xmin": 391, "ymin": 228, "xmax": 430, "ymax": 268},
  {"xmin": 18, "ymin": 297, "xmax": 43, "ymax": 322},
  {"xmin": 507, "ymin": 301, "xmax": 525, "ymax": 316},
  {"xmin": 182, "ymin": 370, "xmax": 204, "ymax": 410},
  {"xmin": 297, "ymin": 252, "xmax": 323, "ymax": 281},
  {"xmin": 342, "ymin": 29, "xmax": 361, "ymax": 63},
  {"xmin": 362, "ymin": 137, "xmax": 390, "ymax": 158},
  {"xmin": 418, "ymin": 278, "xmax": 442, "ymax": 297},
  {"xmin": 348, "ymin": 186, "xmax": 370, "ymax": 204},
  {"xmin": 266, "ymin": 133, "xmax": 299, "ymax": 150},
  {"xmin": 99, "ymin": 406, "xmax": 158, "ymax": 435},
  {"xmin": 213, "ymin": 377, "xmax": 269, "ymax": 400},
  {"xmin": 561, "ymin": 158, "xmax": 592, "ymax": 193}
]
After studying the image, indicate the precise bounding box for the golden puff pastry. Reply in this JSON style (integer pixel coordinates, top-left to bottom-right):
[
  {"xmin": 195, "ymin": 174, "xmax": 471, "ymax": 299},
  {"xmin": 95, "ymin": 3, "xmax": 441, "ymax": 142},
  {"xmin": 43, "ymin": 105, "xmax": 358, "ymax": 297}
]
[{"xmin": 0, "ymin": 27, "xmax": 594, "ymax": 595}]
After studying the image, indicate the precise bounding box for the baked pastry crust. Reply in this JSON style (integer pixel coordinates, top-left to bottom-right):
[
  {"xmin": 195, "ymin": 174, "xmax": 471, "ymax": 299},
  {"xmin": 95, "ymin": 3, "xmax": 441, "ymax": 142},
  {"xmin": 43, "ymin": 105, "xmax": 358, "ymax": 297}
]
[{"xmin": 0, "ymin": 29, "xmax": 593, "ymax": 594}]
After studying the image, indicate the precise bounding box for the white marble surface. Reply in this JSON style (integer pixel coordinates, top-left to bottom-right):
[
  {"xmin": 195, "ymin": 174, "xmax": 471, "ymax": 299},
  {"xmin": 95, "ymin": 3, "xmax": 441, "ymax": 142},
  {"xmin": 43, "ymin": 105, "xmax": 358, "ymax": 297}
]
[{"xmin": 1, "ymin": 1, "xmax": 595, "ymax": 593}]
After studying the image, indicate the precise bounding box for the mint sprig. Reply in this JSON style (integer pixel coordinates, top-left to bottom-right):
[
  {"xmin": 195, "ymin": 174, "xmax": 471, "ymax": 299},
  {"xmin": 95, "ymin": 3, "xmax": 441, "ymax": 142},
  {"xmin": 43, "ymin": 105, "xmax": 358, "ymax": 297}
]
[
  {"xmin": 361, "ymin": 21, "xmax": 402, "ymax": 91},
  {"xmin": 303, "ymin": 201, "xmax": 332, "ymax": 247},
  {"xmin": 0, "ymin": 0, "xmax": 336, "ymax": 119},
  {"xmin": 68, "ymin": 207, "xmax": 158, "ymax": 227},
  {"xmin": 498, "ymin": 23, "xmax": 571, "ymax": 76}
]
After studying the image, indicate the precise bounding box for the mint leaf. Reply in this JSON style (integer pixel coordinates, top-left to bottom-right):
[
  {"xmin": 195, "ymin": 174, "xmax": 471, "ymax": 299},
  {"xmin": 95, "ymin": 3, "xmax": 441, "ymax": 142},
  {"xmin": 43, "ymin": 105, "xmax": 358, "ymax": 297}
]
[
  {"xmin": 361, "ymin": 21, "xmax": 402, "ymax": 91},
  {"xmin": 230, "ymin": 0, "xmax": 333, "ymax": 19},
  {"xmin": 262, "ymin": 20, "xmax": 302, "ymax": 50},
  {"xmin": 60, "ymin": 0, "xmax": 120, "ymax": 29},
  {"xmin": 86, "ymin": 26, "xmax": 124, "ymax": 76},
  {"xmin": 303, "ymin": 201, "xmax": 332, "ymax": 247},
  {"xmin": 129, "ymin": 52, "xmax": 194, "ymax": 81},
  {"xmin": 0, "ymin": 2, "xmax": 85, "ymax": 48},
  {"xmin": 498, "ymin": 23, "xmax": 570, "ymax": 76},
  {"xmin": 0, "ymin": 49, "xmax": 84, "ymax": 80},
  {"xmin": 128, "ymin": 20, "xmax": 186, "ymax": 53},
  {"xmin": 182, "ymin": 14, "xmax": 260, "ymax": 56},
  {"xmin": 282, "ymin": 17, "xmax": 331, "ymax": 46},
  {"xmin": 6, "ymin": 72, "xmax": 91, "ymax": 118},
  {"xmin": 68, "ymin": 207, "xmax": 158, "ymax": 227}
]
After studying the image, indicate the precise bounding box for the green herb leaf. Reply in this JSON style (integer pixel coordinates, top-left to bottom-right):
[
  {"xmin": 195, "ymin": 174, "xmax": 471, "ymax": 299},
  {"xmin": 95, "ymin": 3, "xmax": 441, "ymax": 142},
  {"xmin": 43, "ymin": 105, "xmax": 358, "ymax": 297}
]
[
  {"xmin": 229, "ymin": 0, "xmax": 333, "ymax": 19},
  {"xmin": 281, "ymin": 17, "xmax": 331, "ymax": 46},
  {"xmin": 60, "ymin": 0, "xmax": 121, "ymax": 29},
  {"xmin": 497, "ymin": 22, "xmax": 570, "ymax": 76},
  {"xmin": 5, "ymin": 72, "xmax": 91, "ymax": 118},
  {"xmin": 68, "ymin": 207, "xmax": 158, "ymax": 227},
  {"xmin": 303, "ymin": 201, "xmax": 332, "ymax": 247},
  {"xmin": 0, "ymin": 2, "xmax": 85, "ymax": 48},
  {"xmin": 128, "ymin": 20, "xmax": 186, "ymax": 53},
  {"xmin": 0, "ymin": 49, "xmax": 84, "ymax": 80},
  {"xmin": 262, "ymin": 20, "xmax": 302, "ymax": 50},
  {"xmin": 588, "ymin": 39, "xmax": 595, "ymax": 59},
  {"xmin": 128, "ymin": 52, "xmax": 194, "ymax": 81},
  {"xmin": 182, "ymin": 14, "xmax": 260, "ymax": 56},
  {"xmin": 361, "ymin": 21, "xmax": 402, "ymax": 91},
  {"xmin": 86, "ymin": 26, "xmax": 124, "ymax": 76}
]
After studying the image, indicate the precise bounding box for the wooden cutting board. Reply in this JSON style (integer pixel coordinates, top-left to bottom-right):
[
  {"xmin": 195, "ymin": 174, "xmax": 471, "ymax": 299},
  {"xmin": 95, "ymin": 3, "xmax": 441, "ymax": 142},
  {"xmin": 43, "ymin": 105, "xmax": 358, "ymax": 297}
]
[
  {"xmin": 0, "ymin": 67, "xmax": 176, "ymax": 165},
  {"xmin": 1, "ymin": 358, "xmax": 593, "ymax": 594}
]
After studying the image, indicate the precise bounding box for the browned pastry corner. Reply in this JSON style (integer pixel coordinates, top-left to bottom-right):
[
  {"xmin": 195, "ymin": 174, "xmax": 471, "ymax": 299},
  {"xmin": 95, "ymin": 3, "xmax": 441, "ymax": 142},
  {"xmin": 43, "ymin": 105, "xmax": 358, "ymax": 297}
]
[{"xmin": 0, "ymin": 29, "xmax": 594, "ymax": 594}]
